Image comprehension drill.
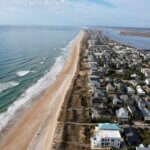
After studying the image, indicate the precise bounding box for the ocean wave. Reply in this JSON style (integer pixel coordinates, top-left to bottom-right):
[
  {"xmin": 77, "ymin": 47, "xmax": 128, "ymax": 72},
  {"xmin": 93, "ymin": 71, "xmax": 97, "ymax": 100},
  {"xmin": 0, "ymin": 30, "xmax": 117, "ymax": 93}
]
[
  {"xmin": 16, "ymin": 70, "xmax": 30, "ymax": 77},
  {"xmin": 60, "ymin": 47, "xmax": 67, "ymax": 51},
  {"xmin": 0, "ymin": 55, "xmax": 66, "ymax": 132},
  {"xmin": 0, "ymin": 81, "xmax": 19, "ymax": 93},
  {"xmin": 0, "ymin": 32, "xmax": 79, "ymax": 133},
  {"xmin": 39, "ymin": 61, "xmax": 44, "ymax": 64}
]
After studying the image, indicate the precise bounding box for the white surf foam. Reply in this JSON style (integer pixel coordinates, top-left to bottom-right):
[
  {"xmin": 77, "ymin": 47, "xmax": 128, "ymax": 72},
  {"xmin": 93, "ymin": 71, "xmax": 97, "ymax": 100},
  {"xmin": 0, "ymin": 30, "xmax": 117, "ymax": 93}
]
[
  {"xmin": 16, "ymin": 70, "xmax": 30, "ymax": 77},
  {"xmin": 39, "ymin": 61, "xmax": 44, "ymax": 64},
  {"xmin": 0, "ymin": 81, "xmax": 19, "ymax": 93},
  {"xmin": 0, "ymin": 32, "xmax": 80, "ymax": 132},
  {"xmin": 0, "ymin": 56, "xmax": 66, "ymax": 132}
]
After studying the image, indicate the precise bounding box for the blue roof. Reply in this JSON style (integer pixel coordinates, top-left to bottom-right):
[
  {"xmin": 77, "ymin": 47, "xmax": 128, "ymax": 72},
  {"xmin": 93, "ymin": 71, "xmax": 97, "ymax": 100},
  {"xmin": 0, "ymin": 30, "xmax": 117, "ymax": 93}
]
[{"xmin": 98, "ymin": 123, "xmax": 120, "ymax": 130}]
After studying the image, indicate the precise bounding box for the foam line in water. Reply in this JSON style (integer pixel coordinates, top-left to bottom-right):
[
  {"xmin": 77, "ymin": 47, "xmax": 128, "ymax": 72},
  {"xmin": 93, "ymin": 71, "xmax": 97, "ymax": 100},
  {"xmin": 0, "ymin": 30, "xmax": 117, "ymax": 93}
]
[
  {"xmin": 0, "ymin": 81, "xmax": 19, "ymax": 93},
  {"xmin": 0, "ymin": 32, "xmax": 80, "ymax": 132},
  {"xmin": 16, "ymin": 70, "xmax": 30, "ymax": 77}
]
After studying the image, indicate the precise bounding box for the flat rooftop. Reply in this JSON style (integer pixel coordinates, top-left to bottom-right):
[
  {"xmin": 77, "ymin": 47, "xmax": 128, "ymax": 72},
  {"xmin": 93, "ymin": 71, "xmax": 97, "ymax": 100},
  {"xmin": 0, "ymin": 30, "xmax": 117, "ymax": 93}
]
[{"xmin": 96, "ymin": 130, "xmax": 121, "ymax": 139}]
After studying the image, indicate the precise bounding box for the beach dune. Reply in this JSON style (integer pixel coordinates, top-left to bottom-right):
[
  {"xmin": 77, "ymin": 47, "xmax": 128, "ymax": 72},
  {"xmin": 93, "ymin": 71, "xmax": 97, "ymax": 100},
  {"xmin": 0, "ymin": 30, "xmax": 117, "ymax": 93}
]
[{"xmin": 0, "ymin": 31, "xmax": 85, "ymax": 150}]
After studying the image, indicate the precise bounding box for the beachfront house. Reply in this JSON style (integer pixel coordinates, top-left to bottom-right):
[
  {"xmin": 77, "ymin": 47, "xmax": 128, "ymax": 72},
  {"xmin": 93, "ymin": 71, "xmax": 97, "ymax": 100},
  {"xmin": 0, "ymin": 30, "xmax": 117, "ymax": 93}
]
[{"xmin": 91, "ymin": 123, "xmax": 122, "ymax": 149}]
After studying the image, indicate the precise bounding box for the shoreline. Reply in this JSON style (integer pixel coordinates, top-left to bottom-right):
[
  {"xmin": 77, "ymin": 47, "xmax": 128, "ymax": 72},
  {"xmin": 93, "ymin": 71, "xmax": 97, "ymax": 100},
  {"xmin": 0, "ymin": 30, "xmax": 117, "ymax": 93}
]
[
  {"xmin": 0, "ymin": 30, "xmax": 85, "ymax": 150},
  {"xmin": 0, "ymin": 32, "xmax": 78, "ymax": 134}
]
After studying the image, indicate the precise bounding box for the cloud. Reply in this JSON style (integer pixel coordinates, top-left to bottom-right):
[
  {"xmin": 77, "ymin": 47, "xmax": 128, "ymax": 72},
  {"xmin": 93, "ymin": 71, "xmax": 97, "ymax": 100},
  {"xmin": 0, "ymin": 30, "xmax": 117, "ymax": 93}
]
[{"xmin": 0, "ymin": 0, "xmax": 150, "ymax": 27}]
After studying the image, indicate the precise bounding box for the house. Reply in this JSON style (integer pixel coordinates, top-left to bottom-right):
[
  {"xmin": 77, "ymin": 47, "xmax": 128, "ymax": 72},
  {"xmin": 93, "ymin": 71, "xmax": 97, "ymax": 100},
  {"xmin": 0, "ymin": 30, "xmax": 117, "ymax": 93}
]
[
  {"xmin": 120, "ymin": 95, "xmax": 134, "ymax": 105},
  {"xmin": 99, "ymin": 108, "xmax": 111, "ymax": 119},
  {"xmin": 136, "ymin": 144, "xmax": 150, "ymax": 150},
  {"xmin": 128, "ymin": 105, "xmax": 142, "ymax": 120},
  {"xmin": 117, "ymin": 69, "xmax": 124, "ymax": 75},
  {"xmin": 139, "ymin": 107, "xmax": 150, "ymax": 122},
  {"xmin": 142, "ymin": 85, "xmax": 150, "ymax": 94},
  {"xmin": 141, "ymin": 68, "xmax": 150, "ymax": 77},
  {"xmin": 145, "ymin": 78, "xmax": 150, "ymax": 86},
  {"xmin": 113, "ymin": 96, "xmax": 122, "ymax": 106},
  {"xmin": 90, "ymin": 75, "xmax": 99, "ymax": 87},
  {"xmin": 126, "ymin": 87, "xmax": 135, "ymax": 94},
  {"xmin": 116, "ymin": 108, "xmax": 128, "ymax": 122},
  {"xmin": 137, "ymin": 98, "xmax": 146, "ymax": 108},
  {"xmin": 136, "ymin": 86, "xmax": 145, "ymax": 95},
  {"xmin": 89, "ymin": 39, "xmax": 97, "ymax": 47},
  {"xmin": 131, "ymin": 73, "xmax": 138, "ymax": 78},
  {"xmin": 91, "ymin": 123, "xmax": 122, "ymax": 149},
  {"xmin": 92, "ymin": 109, "xmax": 99, "ymax": 120},
  {"xmin": 92, "ymin": 108, "xmax": 111, "ymax": 120},
  {"xmin": 131, "ymin": 80, "xmax": 139, "ymax": 87},
  {"xmin": 90, "ymin": 63, "xmax": 98, "ymax": 72},
  {"xmin": 106, "ymin": 83, "xmax": 115, "ymax": 94},
  {"xmin": 115, "ymin": 83, "xmax": 125, "ymax": 94},
  {"xmin": 123, "ymin": 126, "xmax": 141, "ymax": 145},
  {"xmin": 144, "ymin": 96, "xmax": 150, "ymax": 106}
]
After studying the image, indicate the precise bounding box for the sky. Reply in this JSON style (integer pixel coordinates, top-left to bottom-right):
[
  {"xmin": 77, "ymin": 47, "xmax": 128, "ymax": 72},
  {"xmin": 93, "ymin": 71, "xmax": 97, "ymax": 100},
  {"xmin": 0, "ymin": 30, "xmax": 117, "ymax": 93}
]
[{"xmin": 0, "ymin": 0, "xmax": 150, "ymax": 28}]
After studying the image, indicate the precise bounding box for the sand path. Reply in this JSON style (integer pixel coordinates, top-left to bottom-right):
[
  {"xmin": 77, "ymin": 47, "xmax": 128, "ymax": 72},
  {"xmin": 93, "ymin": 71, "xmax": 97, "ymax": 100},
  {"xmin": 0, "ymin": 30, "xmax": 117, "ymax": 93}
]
[{"xmin": 0, "ymin": 31, "xmax": 85, "ymax": 150}]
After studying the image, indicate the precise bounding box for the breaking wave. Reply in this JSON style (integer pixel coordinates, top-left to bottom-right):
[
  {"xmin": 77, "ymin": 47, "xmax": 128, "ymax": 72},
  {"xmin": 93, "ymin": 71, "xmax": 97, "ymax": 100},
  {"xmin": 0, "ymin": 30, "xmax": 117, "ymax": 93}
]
[
  {"xmin": 0, "ymin": 81, "xmax": 19, "ymax": 93},
  {"xmin": 0, "ymin": 32, "xmax": 79, "ymax": 132},
  {"xmin": 0, "ymin": 55, "xmax": 66, "ymax": 132},
  {"xmin": 16, "ymin": 70, "xmax": 30, "ymax": 77}
]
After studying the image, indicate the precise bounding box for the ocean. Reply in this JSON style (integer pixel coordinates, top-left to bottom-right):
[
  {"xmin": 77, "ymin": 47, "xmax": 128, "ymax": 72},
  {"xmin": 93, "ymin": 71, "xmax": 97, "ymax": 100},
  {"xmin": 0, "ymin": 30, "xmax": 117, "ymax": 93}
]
[{"xmin": 0, "ymin": 26, "xmax": 79, "ymax": 131}]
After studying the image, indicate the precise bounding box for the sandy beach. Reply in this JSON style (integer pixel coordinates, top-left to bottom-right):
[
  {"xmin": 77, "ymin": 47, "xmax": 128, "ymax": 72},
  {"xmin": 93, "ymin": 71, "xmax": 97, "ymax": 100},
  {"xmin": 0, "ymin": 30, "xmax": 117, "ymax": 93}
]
[{"xmin": 0, "ymin": 30, "xmax": 85, "ymax": 150}]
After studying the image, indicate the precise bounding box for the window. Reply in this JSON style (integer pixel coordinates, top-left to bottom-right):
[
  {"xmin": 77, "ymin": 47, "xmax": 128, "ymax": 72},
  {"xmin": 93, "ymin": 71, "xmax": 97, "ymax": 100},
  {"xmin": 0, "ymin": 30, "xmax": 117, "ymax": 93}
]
[{"xmin": 111, "ymin": 139, "xmax": 114, "ymax": 142}]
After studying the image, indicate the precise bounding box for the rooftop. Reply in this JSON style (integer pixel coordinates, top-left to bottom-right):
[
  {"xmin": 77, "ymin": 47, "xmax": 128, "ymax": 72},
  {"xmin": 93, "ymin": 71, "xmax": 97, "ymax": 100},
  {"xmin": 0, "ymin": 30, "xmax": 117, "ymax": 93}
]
[{"xmin": 95, "ymin": 130, "xmax": 121, "ymax": 139}]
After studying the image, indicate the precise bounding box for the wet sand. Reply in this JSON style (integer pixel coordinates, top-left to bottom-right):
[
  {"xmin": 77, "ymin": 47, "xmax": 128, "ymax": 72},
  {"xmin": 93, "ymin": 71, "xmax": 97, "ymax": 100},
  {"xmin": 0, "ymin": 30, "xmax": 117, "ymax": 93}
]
[{"xmin": 0, "ymin": 31, "xmax": 85, "ymax": 150}]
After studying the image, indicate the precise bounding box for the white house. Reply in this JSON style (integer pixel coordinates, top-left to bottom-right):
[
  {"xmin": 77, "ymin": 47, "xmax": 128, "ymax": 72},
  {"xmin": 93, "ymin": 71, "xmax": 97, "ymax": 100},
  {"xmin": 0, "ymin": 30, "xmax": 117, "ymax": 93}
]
[
  {"xmin": 126, "ymin": 87, "xmax": 135, "ymax": 94},
  {"xmin": 136, "ymin": 86, "xmax": 145, "ymax": 95},
  {"xmin": 141, "ymin": 68, "xmax": 150, "ymax": 77},
  {"xmin": 145, "ymin": 78, "xmax": 150, "ymax": 86},
  {"xmin": 136, "ymin": 144, "xmax": 150, "ymax": 150},
  {"xmin": 116, "ymin": 108, "xmax": 128, "ymax": 122},
  {"xmin": 91, "ymin": 123, "xmax": 122, "ymax": 149}
]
